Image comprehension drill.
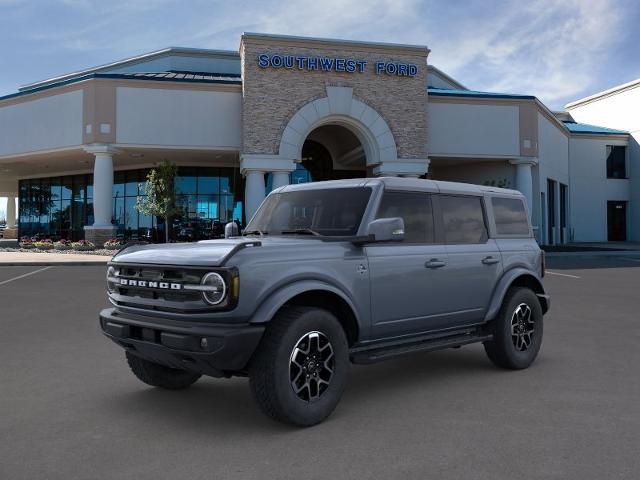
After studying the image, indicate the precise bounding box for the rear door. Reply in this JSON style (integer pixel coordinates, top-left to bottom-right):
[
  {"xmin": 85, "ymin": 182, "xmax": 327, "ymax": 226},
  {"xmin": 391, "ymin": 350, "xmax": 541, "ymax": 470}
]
[
  {"xmin": 366, "ymin": 190, "xmax": 453, "ymax": 339},
  {"xmin": 438, "ymin": 194, "xmax": 502, "ymax": 326}
]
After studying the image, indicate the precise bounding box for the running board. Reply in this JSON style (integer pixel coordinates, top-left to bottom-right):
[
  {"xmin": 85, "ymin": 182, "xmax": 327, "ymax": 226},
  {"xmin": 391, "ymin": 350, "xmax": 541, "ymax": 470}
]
[{"xmin": 350, "ymin": 331, "xmax": 492, "ymax": 365}]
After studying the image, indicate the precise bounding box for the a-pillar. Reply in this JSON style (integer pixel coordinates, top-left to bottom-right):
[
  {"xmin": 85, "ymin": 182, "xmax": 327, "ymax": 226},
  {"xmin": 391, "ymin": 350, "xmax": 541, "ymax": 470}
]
[
  {"xmin": 241, "ymin": 154, "xmax": 295, "ymax": 222},
  {"xmin": 509, "ymin": 158, "xmax": 538, "ymax": 219},
  {"xmin": 84, "ymin": 145, "xmax": 119, "ymax": 246}
]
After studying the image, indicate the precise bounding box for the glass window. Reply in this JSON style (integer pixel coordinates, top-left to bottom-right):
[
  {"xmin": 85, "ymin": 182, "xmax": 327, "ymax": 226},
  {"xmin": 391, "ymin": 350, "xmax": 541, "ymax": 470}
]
[
  {"xmin": 247, "ymin": 187, "xmax": 371, "ymax": 236},
  {"xmin": 492, "ymin": 197, "xmax": 530, "ymax": 235},
  {"xmin": 61, "ymin": 177, "xmax": 73, "ymax": 200},
  {"xmin": 606, "ymin": 146, "xmax": 626, "ymax": 179},
  {"xmin": 440, "ymin": 195, "xmax": 488, "ymax": 244},
  {"xmin": 113, "ymin": 171, "xmax": 125, "ymax": 199},
  {"xmin": 376, "ymin": 191, "xmax": 434, "ymax": 243},
  {"xmin": 197, "ymin": 168, "xmax": 219, "ymax": 194},
  {"xmin": 175, "ymin": 168, "xmax": 198, "ymax": 194},
  {"xmin": 125, "ymin": 171, "xmax": 139, "ymax": 197}
]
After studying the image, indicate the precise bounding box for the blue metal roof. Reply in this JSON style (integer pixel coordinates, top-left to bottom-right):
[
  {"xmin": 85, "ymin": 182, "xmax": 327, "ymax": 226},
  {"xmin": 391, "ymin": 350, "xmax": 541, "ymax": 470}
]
[
  {"xmin": 562, "ymin": 121, "xmax": 628, "ymax": 135},
  {"xmin": 427, "ymin": 87, "xmax": 535, "ymax": 100},
  {"xmin": 0, "ymin": 71, "xmax": 242, "ymax": 102}
]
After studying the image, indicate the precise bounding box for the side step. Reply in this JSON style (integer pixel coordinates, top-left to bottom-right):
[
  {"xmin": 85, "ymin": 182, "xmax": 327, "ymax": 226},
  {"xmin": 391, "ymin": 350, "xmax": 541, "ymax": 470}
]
[{"xmin": 350, "ymin": 330, "xmax": 492, "ymax": 365}]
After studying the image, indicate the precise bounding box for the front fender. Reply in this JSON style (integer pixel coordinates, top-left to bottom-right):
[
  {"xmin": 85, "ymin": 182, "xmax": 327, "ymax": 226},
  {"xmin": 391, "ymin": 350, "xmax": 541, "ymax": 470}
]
[
  {"xmin": 248, "ymin": 279, "xmax": 361, "ymax": 326},
  {"xmin": 484, "ymin": 268, "xmax": 547, "ymax": 322}
]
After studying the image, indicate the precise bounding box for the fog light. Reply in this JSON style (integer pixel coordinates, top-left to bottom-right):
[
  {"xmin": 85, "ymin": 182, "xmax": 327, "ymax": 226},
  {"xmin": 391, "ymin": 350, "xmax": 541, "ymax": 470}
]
[{"xmin": 200, "ymin": 337, "xmax": 208, "ymax": 349}]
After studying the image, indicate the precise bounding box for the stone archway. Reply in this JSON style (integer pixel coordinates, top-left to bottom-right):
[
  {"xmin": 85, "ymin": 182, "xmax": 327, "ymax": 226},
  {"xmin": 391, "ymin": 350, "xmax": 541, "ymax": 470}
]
[{"xmin": 278, "ymin": 86, "xmax": 398, "ymax": 169}]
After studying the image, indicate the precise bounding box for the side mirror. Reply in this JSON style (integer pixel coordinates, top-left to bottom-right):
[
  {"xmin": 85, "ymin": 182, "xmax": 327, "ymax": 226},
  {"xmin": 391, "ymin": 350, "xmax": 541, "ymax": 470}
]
[{"xmin": 365, "ymin": 217, "xmax": 405, "ymax": 242}]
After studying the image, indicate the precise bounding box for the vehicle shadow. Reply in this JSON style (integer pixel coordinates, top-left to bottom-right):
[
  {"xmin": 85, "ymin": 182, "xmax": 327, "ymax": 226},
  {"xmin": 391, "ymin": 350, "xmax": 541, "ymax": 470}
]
[{"xmin": 104, "ymin": 346, "xmax": 508, "ymax": 433}]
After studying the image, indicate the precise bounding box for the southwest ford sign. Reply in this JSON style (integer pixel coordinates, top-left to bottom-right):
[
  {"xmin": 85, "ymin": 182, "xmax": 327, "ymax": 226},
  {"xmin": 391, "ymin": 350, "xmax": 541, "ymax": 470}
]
[{"xmin": 257, "ymin": 54, "xmax": 418, "ymax": 77}]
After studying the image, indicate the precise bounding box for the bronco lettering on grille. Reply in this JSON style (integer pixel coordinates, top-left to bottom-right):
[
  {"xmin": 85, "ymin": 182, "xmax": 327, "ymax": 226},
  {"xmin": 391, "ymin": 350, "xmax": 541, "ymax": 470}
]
[{"xmin": 119, "ymin": 279, "xmax": 182, "ymax": 290}]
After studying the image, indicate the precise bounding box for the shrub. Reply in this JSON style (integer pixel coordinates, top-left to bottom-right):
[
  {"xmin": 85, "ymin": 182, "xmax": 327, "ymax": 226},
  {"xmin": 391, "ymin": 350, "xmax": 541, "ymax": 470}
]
[
  {"xmin": 103, "ymin": 238, "xmax": 126, "ymax": 250},
  {"xmin": 54, "ymin": 239, "xmax": 73, "ymax": 251},
  {"xmin": 19, "ymin": 239, "xmax": 34, "ymax": 249},
  {"xmin": 71, "ymin": 240, "xmax": 96, "ymax": 251},
  {"xmin": 33, "ymin": 239, "xmax": 54, "ymax": 250}
]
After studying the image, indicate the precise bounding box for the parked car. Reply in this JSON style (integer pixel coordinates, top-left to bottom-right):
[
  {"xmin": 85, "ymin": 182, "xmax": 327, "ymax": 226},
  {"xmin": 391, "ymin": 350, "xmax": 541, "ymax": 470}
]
[{"xmin": 100, "ymin": 178, "xmax": 549, "ymax": 426}]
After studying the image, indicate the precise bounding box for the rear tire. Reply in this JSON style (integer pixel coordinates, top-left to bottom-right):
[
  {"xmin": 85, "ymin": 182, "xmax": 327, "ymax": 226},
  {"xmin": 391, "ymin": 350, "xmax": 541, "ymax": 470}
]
[
  {"xmin": 126, "ymin": 352, "xmax": 201, "ymax": 390},
  {"xmin": 484, "ymin": 287, "xmax": 543, "ymax": 369},
  {"xmin": 249, "ymin": 307, "xmax": 349, "ymax": 427}
]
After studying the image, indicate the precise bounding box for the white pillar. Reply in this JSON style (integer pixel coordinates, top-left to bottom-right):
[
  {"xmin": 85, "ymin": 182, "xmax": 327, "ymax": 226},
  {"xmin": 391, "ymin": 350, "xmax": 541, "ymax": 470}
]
[
  {"xmin": 83, "ymin": 145, "xmax": 119, "ymax": 246},
  {"xmin": 510, "ymin": 158, "xmax": 537, "ymax": 219},
  {"xmin": 244, "ymin": 170, "xmax": 266, "ymax": 222},
  {"xmin": 271, "ymin": 171, "xmax": 290, "ymax": 190},
  {"xmin": 6, "ymin": 196, "xmax": 16, "ymax": 229},
  {"xmin": 91, "ymin": 151, "xmax": 115, "ymax": 227}
]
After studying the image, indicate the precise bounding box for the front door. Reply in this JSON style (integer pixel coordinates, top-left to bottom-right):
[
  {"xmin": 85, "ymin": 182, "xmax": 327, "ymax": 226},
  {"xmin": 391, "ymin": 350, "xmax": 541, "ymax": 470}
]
[
  {"xmin": 366, "ymin": 191, "xmax": 453, "ymax": 339},
  {"xmin": 607, "ymin": 201, "xmax": 627, "ymax": 241}
]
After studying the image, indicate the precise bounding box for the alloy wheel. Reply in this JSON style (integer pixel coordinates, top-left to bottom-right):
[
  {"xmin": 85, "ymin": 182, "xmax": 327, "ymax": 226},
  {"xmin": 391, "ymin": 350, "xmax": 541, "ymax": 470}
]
[
  {"xmin": 510, "ymin": 303, "xmax": 535, "ymax": 352},
  {"xmin": 289, "ymin": 331, "xmax": 335, "ymax": 402}
]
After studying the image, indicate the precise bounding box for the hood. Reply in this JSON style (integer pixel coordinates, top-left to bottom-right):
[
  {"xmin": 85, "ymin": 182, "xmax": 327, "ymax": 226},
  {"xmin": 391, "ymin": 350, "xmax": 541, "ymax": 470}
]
[{"xmin": 110, "ymin": 236, "xmax": 323, "ymax": 267}]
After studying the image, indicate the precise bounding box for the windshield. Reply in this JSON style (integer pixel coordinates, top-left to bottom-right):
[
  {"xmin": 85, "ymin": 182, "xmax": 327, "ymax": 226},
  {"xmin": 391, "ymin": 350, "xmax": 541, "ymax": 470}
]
[{"xmin": 246, "ymin": 187, "xmax": 372, "ymax": 236}]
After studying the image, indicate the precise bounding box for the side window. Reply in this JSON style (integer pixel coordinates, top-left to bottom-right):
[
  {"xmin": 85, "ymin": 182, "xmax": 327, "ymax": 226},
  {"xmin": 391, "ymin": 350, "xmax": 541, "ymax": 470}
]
[
  {"xmin": 440, "ymin": 195, "xmax": 488, "ymax": 244},
  {"xmin": 492, "ymin": 197, "xmax": 530, "ymax": 235},
  {"xmin": 376, "ymin": 191, "xmax": 434, "ymax": 243}
]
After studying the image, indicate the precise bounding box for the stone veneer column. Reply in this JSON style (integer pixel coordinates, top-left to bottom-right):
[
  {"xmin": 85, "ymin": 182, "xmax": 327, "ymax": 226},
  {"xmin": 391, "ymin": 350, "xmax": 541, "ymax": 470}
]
[
  {"xmin": 84, "ymin": 145, "xmax": 119, "ymax": 246},
  {"xmin": 510, "ymin": 158, "xmax": 538, "ymax": 219}
]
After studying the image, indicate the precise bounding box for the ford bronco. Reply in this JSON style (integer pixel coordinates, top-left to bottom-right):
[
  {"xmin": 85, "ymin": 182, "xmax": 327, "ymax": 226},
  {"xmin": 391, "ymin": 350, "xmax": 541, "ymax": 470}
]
[{"xmin": 100, "ymin": 178, "xmax": 549, "ymax": 426}]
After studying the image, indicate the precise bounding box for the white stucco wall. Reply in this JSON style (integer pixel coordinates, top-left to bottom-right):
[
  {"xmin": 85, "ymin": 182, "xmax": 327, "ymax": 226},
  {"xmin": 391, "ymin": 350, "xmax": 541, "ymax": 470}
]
[
  {"xmin": 427, "ymin": 102, "xmax": 520, "ymax": 157},
  {"xmin": 0, "ymin": 90, "xmax": 83, "ymax": 156},
  {"xmin": 116, "ymin": 87, "xmax": 242, "ymax": 148},
  {"xmin": 567, "ymin": 85, "xmax": 640, "ymax": 241},
  {"xmin": 568, "ymin": 136, "xmax": 630, "ymax": 242},
  {"xmin": 536, "ymin": 113, "xmax": 570, "ymax": 244}
]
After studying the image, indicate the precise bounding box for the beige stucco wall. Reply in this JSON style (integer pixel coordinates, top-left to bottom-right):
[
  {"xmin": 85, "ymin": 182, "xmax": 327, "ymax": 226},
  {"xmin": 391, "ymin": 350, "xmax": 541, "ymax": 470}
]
[{"xmin": 240, "ymin": 36, "xmax": 429, "ymax": 160}]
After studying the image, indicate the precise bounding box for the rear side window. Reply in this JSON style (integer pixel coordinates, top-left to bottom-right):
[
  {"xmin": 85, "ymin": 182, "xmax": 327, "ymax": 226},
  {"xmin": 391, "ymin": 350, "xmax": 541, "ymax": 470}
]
[
  {"xmin": 376, "ymin": 191, "xmax": 434, "ymax": 243},
  {"xmin": 440, "ymin": 195, "xmax": 488, "ymax": 244},
  {"xmin": 492, "ymin": 197, "xmax": 530, "ymax": 235}
]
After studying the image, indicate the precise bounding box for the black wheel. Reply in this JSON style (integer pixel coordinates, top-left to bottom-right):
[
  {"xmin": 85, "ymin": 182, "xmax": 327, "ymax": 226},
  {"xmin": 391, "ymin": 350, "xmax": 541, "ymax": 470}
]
[
  {"xmin": 126, "ymin": 352, "xmax": 201, "ymax": 390},
  {"xmin": 249, "ymin": 306, "xmax": 349, "ymax": 427},
  {"xmin": 484, "ymin": 287, "xmax": 544, "ymax": 369}
]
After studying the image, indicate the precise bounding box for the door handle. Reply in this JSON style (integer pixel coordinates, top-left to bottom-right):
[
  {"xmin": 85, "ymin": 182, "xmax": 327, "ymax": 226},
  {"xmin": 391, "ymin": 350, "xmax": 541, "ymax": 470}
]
[
  {"xmin": 482, "ymin": 256, "xmax": 500, "ymax": 265},
  {"xmin": 425, "ymin": 259, "xmax": 446, "ymax": 269}
]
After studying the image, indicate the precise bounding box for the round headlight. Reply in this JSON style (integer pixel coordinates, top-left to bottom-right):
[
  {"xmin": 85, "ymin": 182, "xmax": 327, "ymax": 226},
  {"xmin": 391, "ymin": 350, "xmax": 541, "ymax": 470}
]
[
  {"xmin": 201, "ymin": 272, "xmax": 227, "ymax": 305},
  {"xmin": 106, "ymin": 266, "xmax": 117, "ymax": 293}
]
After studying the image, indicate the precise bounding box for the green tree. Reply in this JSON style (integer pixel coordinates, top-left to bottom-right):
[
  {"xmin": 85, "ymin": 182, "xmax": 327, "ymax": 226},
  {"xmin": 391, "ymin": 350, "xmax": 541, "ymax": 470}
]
[{"xmin": 136, "ymin": 161, "xmax": 179, "ymax": 243}]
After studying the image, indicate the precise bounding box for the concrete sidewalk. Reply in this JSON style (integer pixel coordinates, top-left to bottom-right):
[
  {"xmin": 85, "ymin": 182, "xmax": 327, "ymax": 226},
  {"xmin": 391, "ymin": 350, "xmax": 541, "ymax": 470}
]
[{"xmin": 0, "ymin": 251, "xmax": 112, "ymax": 266}]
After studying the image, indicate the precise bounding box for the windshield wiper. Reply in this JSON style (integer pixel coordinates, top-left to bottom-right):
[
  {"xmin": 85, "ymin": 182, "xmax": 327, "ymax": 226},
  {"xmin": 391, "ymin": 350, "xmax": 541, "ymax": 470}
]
[
  {"xmin": 280, "ymin": 228, "xmax": 322, "ymax": 236},
  {"xmin": 243, "ymin": 229, "xmax": 267, "ymax": 236}
]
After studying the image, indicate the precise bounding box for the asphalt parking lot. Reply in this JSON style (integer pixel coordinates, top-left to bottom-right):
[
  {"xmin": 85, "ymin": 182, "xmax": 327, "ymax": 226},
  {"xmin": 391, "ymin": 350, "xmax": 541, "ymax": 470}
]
[{"xmin": 1, "ymin": 257, "xmax": 639, "ymax": 479}]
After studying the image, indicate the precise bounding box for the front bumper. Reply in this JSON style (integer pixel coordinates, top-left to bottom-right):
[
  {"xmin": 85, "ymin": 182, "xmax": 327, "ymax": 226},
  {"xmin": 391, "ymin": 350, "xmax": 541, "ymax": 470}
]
[{"xmin": 99, "ymin": 308, "xmax": 264, "ymax": 377}]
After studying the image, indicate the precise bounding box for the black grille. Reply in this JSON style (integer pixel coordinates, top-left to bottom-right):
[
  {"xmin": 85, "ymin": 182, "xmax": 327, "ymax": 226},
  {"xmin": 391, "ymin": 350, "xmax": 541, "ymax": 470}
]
[{"xmin": 109, "ymin": 264, "xmax": 209, "ymax": 312}]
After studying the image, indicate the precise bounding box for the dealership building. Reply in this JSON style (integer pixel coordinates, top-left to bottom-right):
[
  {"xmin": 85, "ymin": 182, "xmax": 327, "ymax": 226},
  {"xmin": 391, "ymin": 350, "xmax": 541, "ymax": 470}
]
[{"xmin": 0, "ymin": 33, "xmax": 636, "ymax": 245}]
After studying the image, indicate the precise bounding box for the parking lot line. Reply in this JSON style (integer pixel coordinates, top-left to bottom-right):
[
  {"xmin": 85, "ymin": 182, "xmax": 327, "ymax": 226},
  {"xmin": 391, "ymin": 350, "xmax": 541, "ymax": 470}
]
[
  {"xmin": 0, "ymin": 266, "xmax": 52, "ymax": 286},
  {"xmin": 545, "ymin": 270, "xmax": 581, "ymax": 279}
]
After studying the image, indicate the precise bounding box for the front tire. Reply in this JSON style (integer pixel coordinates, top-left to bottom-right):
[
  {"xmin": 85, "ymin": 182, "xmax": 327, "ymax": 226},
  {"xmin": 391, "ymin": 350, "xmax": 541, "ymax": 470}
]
[
  {"xmin": 126, "ymin": 352, "xmax": 201, "ymax": 390},
  {"xmin": 249, "ymin": 307, "xmax": 349, "ymax": 427},
  {"xmin": 484, "ymin": 287, "xmax": 544, "ymax": 369}
]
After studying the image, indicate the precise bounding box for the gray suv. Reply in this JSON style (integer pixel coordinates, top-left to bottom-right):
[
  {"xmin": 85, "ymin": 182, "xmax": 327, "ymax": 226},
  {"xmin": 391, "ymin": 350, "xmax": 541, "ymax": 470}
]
[{"xmin": 100, "ymin": 178, "xmax": 549, "ymax": 426}]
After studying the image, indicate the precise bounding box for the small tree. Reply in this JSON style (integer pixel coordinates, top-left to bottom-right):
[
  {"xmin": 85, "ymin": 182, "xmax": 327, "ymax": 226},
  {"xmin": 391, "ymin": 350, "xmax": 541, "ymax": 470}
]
[{"xmin": 136, "ymin": 161, "xmax": 180, "ymax": 243}]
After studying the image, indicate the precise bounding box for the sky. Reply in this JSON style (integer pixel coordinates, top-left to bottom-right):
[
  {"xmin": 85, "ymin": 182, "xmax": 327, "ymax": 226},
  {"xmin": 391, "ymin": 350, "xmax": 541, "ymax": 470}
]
[{"xmin": 1, "ymin": 0, "xmax": 639, "ymax": 217}]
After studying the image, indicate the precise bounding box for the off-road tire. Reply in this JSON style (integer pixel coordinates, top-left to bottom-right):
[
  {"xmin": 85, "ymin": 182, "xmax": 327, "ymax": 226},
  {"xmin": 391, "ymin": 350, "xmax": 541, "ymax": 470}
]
[
  {"xmin": 484, "ymin": 287, "xmax": 544, "ymax": 369},
  {"xmin": 126, "ymin": 351, "xmax": 201, "ymax": 390},
  {"xmin": 249, "ymin": 307, "xmax": 349, "ymax": 427}
]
